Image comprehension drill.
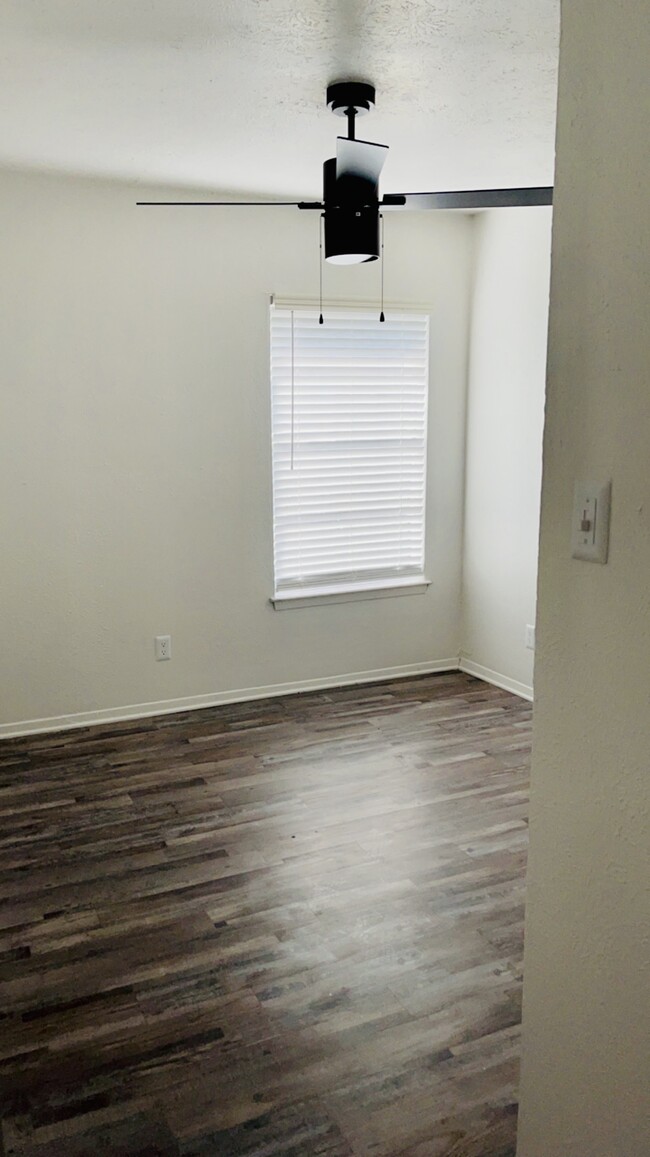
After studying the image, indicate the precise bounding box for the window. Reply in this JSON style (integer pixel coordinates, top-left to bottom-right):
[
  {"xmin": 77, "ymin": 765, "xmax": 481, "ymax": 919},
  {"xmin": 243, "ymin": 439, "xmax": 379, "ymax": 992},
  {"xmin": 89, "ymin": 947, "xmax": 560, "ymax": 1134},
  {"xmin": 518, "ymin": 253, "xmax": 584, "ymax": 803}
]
[{"xmin": 270, "ymin": 305, "xmax": 429, "ymax": 604}]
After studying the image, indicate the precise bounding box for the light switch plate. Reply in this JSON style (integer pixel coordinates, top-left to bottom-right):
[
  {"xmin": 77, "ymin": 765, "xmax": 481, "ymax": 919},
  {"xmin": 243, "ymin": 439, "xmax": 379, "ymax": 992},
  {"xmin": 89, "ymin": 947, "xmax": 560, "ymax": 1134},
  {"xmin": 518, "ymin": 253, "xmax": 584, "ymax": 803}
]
[{"xmin": 571, "ymin": 481, "xmax": 611, "ymax": 563}]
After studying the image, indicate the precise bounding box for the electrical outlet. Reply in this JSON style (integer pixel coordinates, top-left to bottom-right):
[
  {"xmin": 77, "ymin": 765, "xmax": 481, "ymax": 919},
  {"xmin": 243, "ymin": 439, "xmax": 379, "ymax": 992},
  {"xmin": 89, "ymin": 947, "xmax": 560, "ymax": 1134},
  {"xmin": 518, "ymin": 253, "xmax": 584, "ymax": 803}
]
[
  {"xmin": 525, "ymin": 624, "xmax": 535, "ymax": 650},
  {"xmin": 155, "ymin": 635, "xmax": 171, "ymax": 661}
]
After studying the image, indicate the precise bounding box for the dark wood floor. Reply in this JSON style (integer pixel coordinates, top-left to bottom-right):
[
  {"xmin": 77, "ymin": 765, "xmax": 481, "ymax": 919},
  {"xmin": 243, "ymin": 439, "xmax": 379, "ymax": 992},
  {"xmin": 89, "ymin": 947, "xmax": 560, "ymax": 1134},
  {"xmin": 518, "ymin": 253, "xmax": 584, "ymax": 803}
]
[{"xmin": 0, "ymin": 672, "xmax": 531, "ymax": 1157}]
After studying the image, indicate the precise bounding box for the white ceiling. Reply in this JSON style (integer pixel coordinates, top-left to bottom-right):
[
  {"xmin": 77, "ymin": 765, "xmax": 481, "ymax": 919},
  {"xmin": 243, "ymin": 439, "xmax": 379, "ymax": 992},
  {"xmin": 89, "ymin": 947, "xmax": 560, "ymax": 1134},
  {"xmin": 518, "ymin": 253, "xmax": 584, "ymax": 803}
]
[{"xmin": 0, "ymin": 0, "xmax": 559, "ymax": 198}]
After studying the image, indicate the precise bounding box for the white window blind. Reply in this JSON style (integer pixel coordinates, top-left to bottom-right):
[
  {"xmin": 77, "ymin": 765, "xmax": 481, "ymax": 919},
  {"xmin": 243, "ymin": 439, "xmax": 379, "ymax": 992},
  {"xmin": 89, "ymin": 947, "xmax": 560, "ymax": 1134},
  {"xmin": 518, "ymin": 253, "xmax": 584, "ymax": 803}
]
[{"xmin": 270, "ymin": 306, "xmax": 429, "ymax": 598}]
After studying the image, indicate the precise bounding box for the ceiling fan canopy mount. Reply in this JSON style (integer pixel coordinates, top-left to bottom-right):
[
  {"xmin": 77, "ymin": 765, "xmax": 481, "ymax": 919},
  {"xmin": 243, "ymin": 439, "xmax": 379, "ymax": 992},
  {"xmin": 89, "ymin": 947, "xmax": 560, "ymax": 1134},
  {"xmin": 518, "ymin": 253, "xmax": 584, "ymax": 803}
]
[{"xmin": 326, "ymin": 81, "xmax": 376, "ymax": 119}]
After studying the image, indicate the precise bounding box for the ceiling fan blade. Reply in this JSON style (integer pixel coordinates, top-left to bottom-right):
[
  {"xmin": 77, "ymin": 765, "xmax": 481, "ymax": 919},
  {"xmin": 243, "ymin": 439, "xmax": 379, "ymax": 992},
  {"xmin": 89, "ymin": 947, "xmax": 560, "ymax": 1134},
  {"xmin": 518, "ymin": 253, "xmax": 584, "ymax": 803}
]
[
  {"xmin": 336, "ymin": 138, "xmax": 388, "ymax": 186},
  {"xmin": 381, "ymin": 186, "xmax": 553, "ymax": 210},
  {"xmin": 136, "ymin": 200, "xmax": 310, "ymax": 207}
]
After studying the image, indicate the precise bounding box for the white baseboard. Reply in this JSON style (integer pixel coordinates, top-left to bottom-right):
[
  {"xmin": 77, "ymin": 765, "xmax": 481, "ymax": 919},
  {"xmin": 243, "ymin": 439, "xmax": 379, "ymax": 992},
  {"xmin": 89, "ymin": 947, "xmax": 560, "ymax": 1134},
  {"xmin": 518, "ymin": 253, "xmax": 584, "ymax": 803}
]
[
  {"xmin": 459, "ymin": 657, "xmax": 533, "ymax": 702},
  {"xmin": 0, "ymin": 659, "xmax": 459, "ymax": 739}
]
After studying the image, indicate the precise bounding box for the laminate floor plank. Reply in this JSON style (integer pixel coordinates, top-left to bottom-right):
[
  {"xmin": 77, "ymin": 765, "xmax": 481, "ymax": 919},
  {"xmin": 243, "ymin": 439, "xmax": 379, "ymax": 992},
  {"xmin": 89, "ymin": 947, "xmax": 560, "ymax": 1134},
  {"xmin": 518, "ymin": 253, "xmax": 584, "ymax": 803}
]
[{"xmin": 0, "ymin": 672, "xmax": 531, "ymax": 1155}]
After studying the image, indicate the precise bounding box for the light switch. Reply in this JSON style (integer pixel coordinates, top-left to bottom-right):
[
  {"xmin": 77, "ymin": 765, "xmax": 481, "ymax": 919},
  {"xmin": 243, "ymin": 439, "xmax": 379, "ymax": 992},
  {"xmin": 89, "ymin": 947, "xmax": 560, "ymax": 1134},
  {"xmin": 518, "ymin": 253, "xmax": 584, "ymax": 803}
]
[{"xmin": 571, "ymin": 481, "xmax": 611, "ymax": 563}]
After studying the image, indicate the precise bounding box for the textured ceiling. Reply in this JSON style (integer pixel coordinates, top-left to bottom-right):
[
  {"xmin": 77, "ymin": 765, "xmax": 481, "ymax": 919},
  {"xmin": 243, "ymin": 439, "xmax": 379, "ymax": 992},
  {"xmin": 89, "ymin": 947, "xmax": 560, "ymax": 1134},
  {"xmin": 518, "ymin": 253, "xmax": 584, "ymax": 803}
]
[{"xmin": 0, "ymin": 0, "xmax": 559, "ymax": 197}]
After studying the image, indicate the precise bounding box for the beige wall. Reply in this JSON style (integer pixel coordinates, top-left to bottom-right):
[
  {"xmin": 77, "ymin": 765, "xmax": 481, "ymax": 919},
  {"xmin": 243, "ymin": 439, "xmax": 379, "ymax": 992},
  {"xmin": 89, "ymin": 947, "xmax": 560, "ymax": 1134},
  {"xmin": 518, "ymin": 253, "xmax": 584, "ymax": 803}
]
[
  {"xmin": 518, "ymin": 2, "xmax": 650, "ymax": 1154},
  {"xmin": 0, "ymin": 170, "xmax": 473, "ymax": 732},
  {"xmin": 461, "ymin": 208, "xmax": 551, "ymax": 697}
]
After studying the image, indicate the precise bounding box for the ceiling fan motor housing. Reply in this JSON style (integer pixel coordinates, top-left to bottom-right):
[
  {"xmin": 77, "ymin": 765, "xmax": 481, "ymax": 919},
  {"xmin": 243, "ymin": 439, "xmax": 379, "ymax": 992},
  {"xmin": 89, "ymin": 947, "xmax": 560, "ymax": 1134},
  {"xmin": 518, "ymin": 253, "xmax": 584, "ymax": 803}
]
[{"xmin": 322, "ymin": 157, "xmax": 380, "ymax": 263}]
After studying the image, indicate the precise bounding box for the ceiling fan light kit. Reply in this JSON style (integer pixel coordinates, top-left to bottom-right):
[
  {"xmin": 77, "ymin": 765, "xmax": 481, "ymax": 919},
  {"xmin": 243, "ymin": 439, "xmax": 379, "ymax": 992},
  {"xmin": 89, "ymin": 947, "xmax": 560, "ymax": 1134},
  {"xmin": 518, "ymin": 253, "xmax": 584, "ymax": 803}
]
[{"xmin": 322, "ymin": 156, "xmax": 380, "ymax": 264}]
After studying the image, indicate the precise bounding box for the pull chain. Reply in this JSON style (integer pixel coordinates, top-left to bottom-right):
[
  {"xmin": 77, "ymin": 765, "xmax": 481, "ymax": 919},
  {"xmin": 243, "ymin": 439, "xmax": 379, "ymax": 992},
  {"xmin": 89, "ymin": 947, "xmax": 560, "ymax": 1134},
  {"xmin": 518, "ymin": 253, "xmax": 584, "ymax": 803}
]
[
  {"xmin": 319, "ymin": 214, "xmax": 324, "ymax": 324},
  {"xmin": 290, "ymin": 308, "xmax": 295, "ymax": 471},
  {"xmin": 379, "ymin": 214, "xmax": 385, "ymax": 323}
]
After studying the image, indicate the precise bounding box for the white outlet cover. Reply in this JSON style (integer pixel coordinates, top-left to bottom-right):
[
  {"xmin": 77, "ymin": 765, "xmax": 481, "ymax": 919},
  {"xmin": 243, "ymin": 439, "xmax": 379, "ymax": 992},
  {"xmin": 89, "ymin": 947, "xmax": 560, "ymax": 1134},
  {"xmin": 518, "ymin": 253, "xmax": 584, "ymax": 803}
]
[{"xmin": 155, "ymin": 635, "xmax": 172, "ymax": 660}]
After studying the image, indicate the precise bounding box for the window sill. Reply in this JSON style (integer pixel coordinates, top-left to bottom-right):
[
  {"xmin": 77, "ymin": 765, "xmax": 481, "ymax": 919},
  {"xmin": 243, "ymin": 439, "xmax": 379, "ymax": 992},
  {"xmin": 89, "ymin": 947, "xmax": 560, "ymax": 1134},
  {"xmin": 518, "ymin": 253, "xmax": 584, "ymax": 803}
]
[{"xmin": 270, "ymin": 577, "xmax": 431, "ymax": 610}]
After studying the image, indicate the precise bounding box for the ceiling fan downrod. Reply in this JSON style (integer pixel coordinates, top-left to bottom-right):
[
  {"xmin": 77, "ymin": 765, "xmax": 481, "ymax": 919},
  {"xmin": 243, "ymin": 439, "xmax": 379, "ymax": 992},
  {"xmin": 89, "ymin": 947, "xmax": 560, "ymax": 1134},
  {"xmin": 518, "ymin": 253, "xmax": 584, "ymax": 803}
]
[{"xmin": 327, "ymin": 80, "xmax": 379, "ymax": 143}]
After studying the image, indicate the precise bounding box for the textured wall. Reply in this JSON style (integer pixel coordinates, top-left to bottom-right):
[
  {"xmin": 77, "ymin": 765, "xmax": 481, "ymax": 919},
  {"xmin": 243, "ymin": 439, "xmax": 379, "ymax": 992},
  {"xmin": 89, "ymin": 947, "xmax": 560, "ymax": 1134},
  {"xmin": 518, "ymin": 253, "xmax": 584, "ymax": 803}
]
[
  {"xmin": 461, "ymin": 208, "xmax": 551, "ymax": 696},
  {"xmin": 517, "ymin": 2, "xmax": 650, "ymax": 1153},
  {"xmin": 0, "ymin": 169, "xmax": 472, "ymax": 730}
]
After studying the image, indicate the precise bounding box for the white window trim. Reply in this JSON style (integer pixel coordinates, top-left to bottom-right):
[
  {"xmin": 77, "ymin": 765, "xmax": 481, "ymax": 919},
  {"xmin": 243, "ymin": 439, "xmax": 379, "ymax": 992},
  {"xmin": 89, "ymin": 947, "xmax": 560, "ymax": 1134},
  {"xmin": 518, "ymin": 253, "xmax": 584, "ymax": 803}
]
[{"xmin": 271, "ymin": 575, "xmax": 431, "ymax": 610}]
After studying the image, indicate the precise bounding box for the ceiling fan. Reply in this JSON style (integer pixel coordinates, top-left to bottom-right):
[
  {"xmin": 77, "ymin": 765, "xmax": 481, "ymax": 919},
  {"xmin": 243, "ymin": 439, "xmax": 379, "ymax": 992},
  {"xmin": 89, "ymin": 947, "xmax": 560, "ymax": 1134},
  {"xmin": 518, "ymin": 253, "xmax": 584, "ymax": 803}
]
[{"xmin": 137, "ymin": 81, "xmax": 553, "ymax": 267}]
